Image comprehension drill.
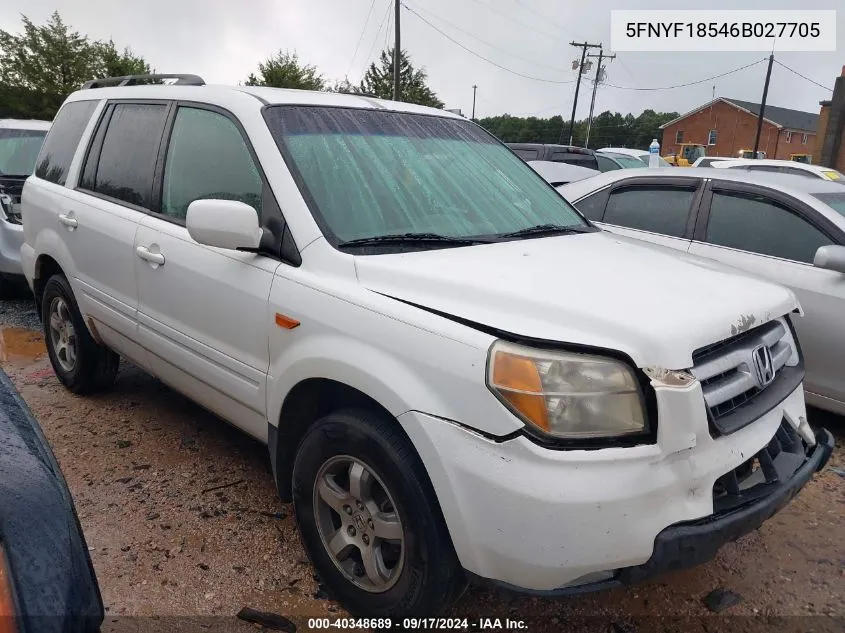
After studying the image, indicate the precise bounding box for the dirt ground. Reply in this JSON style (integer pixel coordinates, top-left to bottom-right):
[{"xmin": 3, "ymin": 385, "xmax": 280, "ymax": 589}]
[{"xmin": 1, "ymin": 319, "xmax": 843, "ymax": 633}]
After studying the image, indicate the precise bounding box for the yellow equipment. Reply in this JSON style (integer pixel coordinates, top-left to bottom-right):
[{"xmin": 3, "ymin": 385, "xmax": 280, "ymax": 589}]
[
  {"xmin": 790, "ymin": 154, "xmax": 811, "ymax": 164},
  {"xmin": 738, "ymin": 149, "xmax": 766, "ymax": 159},
  {"xmin": 664, "ymin": 143, "xmax": 706, "ymax": 167}
]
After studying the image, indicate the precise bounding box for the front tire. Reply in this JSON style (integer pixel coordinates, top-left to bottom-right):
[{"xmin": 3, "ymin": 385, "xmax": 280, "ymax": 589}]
[
  {"xmin": 292, "ymin": 409, "xmax": 465, "ymax": 617},
  {"xmin": 41, "ymin": 274, "xmax": 119, "ymax": 394}
]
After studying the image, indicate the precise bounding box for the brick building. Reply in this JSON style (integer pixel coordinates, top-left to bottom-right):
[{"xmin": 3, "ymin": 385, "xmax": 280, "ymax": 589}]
[
  {"xmin": 659, "ymin": 97, "xmax": 818, "ymax": 161},
  {"xmin": 816, "ymin": 67, "xmax": 845, "ymax": 172}
]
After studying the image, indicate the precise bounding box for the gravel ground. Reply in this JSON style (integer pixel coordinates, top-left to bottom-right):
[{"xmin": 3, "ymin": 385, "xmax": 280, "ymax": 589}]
[{"xmin": 0, "ymin": 302, "xmax": 843, "ymax": 633}]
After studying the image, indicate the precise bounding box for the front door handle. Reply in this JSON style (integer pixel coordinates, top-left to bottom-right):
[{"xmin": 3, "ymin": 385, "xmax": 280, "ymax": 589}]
[
  {"xmin": 58, "ymin": 213, "xmax": 78, "ymax": 229},
  {"xmin": 135, "ymin": 246, "xmax": 165, "ymax": 266}
]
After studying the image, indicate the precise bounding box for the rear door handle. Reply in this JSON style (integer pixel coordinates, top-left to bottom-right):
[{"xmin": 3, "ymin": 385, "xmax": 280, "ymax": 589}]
[
  {"xmin": 135, "ymin": 246, "xmax": 165, "ymax": 266},
  {"xmin": 58, "ymin": 213, "xmax": 78, "ymax": 229}
]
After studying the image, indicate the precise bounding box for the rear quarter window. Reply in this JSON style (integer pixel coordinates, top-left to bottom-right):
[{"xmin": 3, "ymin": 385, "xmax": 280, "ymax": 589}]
[{"xmin": 35, "ymin": 100, "xmax": 98, "ymax": 186}]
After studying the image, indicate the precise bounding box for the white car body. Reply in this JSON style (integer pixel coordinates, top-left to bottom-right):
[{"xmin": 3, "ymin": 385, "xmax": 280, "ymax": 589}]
[
  {"xmin": 598, "ymin": 147, "xmax": 672, "ymax": 168},
  {"xmin": 691, "ymin": 156, "xmax": 735, "ymax": 168},
  {"xmin": 560, "ymin": 168, "xmax": 845, "ymax": 416},
  {"xmin": 0, "ymin": 119, "xmax": 51, "ymax": 286},
  {"xmin": 527, "ymin": 160, "xmax": 598, "ymax": 186},
  {"xmin": 711, "ymin": 158, "xmax": 845, "ymax": 182},
  {"xmin": 21, "ymin": 84, "xmax": 832, "ymax": 608}
]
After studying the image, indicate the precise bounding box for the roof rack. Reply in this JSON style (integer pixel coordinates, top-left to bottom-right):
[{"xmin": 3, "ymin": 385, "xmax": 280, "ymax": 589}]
[{"xmin": 81, "ymin": 74, "xmax": 206, "ymax": 89}]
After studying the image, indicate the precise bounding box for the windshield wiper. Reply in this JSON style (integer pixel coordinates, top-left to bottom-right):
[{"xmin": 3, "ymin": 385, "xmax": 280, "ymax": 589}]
[
  {"xmin": 338, "ymin": 232, "xmax": 494, "ymax": 248},
  {"xmin": 496, "ymin": 223, "xmax": 592, "ymax": 239}
]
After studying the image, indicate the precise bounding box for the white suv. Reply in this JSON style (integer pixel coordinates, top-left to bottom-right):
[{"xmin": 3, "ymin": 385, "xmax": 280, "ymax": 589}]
[{"xmin": 22, "ymin": 75, "xmax": 833, "ymax": 617}]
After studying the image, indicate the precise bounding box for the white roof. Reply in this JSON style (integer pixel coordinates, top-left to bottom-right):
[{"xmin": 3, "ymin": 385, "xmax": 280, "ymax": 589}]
[
  {"xmin": 598, "ymin": 147, "xmax": 648, "ymax": 156},
  {"xmin": 527, "ymin": 160, "xmax": 598, "ymax": 184},
  {"xmin": 0, "ymin": 118, "xmax": 51, "ymax": 131},
  {"xmin": 65, "ymin": 83, "xmax": 460, "ymax": 119},
  {"xmin": 709, "ymin": 159, "xmax": 840, "ymax": 176}
]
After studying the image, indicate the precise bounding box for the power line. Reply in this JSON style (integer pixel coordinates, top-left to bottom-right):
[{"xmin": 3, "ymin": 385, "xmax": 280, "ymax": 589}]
[
  {"xmin": 462, "ymin": 0, "xmax": 560, "ymax": 43},
  {"xmin": 774, "ymin": 60, "xmax": 833, "ymax": 92},
  {"xmin": 615, "ymin": 57, "xmax": 640, "ymax": 89},
  {"xmin": 510, "ymin": 0, "xmax": 573, "ymax": 38},
  {"xmin": 402, "ymin": 4, "xmax": 576, "ymax": 84},
  {"xmin": 404, "ymin": 1, "xmax": 567, "ymax": 73},
  {"xmin": 347, "ymin": 0, "xmax": 378, "ymax": 77},
  {"xmin": 363, "ymin": 0, "xmax": 392, "ymax": 68},
  {"xmin": 602, "ymin": 58, "xmax": 767, "ymax": 91}
]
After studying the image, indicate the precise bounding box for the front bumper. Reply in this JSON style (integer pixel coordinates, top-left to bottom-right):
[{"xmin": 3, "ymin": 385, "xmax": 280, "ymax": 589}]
[
  {"xmin": 0, "ymin": 217, "xmax": 24, "ymax": 277},
  {"xmin": 398, "ymin": 382, "xmax": 827, "ymax": 592}
]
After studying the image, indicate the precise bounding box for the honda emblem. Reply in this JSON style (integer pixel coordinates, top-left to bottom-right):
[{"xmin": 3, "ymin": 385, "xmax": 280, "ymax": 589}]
[{"xmin": 751, "ymin": 345, "xmax": 775, "ymax": 388}]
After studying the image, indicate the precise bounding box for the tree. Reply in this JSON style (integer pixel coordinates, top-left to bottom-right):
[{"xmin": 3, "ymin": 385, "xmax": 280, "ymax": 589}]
[
  {"xmin": 0, "ymin": 12, "xmax": 153, "ymax": 119},
  {"xmin": 359, "ymin": 48, "xmax": 443, "ymax": 108},
  {"xmin": 245, "ymin": 51, "xmax": 326, "ymax": 91}
]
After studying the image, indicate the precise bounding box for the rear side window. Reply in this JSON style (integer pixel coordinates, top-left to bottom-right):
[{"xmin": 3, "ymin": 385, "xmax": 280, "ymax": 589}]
[
  {"xmin": 83, "ymin": 103, "xmax": 168, "ymax": 209},
  {"xmin": 161, "ymin": 107, "xmax": 262, "ymax": 220},
  {"xmin": 595, "ymin": 155, "xmax": 621, "ymax": 172},
  {"xmin": 603, "ymin": 185, "xmax": 695, "ymax": 237},
  {"xmin": 511, "ymin": 148, "xmax": 539, "ymax": 160},
  {"xmin": 35, "ymin": 100, "xmax": 97, "ymax": 186},
  {"xmin": 705, "ymin": 191, "xmax": 832, "ymax": 263},
  {"xmin": 551, "ymin": 151, "xmax": 598, "ymax": 170}
]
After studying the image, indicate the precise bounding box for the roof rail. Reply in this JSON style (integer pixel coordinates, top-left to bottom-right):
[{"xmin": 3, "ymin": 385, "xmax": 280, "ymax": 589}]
[{"xmin": 80, "ymin": 74, "xmax": 206, "ymax": 89}]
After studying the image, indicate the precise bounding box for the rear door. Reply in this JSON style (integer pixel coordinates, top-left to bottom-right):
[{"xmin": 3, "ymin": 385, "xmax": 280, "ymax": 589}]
[
  {"xmin": 64, "ymin": 100, "xmax": 169, "ymax": 367},
  {"xmin": 688, "ymin": 181, "xmax": 845, "ymax": 405},
  {"xmin": 583, "ymin": 177, "xmax": 704, "ymax": 252}
]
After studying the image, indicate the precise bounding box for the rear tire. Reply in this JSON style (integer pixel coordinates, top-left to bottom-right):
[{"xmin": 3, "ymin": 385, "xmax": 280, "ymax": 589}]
[
  {"xmin": 41, "ymin": 274, "xmax": 119, "ymax": 394},
  {"xmin": 292, "ymin": 409, "xmax": 465, "ymax": 617}
]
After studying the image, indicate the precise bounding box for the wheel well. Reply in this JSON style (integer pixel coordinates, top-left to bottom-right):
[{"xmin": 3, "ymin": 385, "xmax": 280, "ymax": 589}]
[
  {"xmin": 33, "ymin": 255, "xmax": 64, "ymax": 320},
  {"xmin": 272, "ymin": 378, "xmax": 396, "ymax": 501}
]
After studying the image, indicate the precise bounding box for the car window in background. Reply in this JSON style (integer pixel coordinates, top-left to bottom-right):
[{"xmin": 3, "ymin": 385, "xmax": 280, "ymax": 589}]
[
  {"xmin": 264, "ymin": 106, "xmax": 588, "ymax": 245},
  {"xmin": 35, "ymin": 100, "xmax": 97, "ymax": 186},
  {"xmin": 511, "ymin": 148, "xmax": 539, "ymax": 160},
  {"xmin": 0, "ymin": 129, "xmax": 48, "ymax": 176},
  {"xmin": 705, "ymin": 191, "xmax": 833, "ymax": 263},
  {"xmin": 551, "ymin": 151, "xmax": 598, "ymax": 170},
  {"xmin": 780, "ymin": 167, "xmax": 818, "ymax": 179},
  {"xmin": 606, "ymin": 154, "xmax": 647, "ymax": 169},
  {"xmin": 813, "ymin": 192, "xmax": 845, "ymax": 218},
  {"xmin": 82, "ymin": 103, "xmax": 168, "ymax": 209},
  {"xmin": 573, "ymin": 191, "xmax": 609, "ymax": 221},
  {"xmin": 595, "ymin": 154, "xmax": 621, "ymax": 172},
  {"xmin": 603, "ymin": 186, "xmax": 694, "ymax": 237},
  {"xmin": 162, "ymin": 107, "xmax": 263, "ymax": 220}
]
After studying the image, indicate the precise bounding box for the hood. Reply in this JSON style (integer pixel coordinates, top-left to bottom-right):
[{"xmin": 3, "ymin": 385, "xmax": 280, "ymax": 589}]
[{"xmin": 354, "ymin": 231, "xmax": 799, "ymax": 369}]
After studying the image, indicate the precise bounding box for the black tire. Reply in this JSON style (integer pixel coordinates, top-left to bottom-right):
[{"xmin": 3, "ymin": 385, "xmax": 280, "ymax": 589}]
[
  {"xmin": 292, "ymin": 409, "xmax": 466, "ymax": 617},
  {"xmin": 41, "ymin": 274, "xmax": 119, "ymax": 394}
]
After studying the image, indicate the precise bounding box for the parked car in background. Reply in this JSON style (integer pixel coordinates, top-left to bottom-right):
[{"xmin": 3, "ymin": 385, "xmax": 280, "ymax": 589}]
[
  {"xmin": 559, "ymin": 168, "xmax": 845, "ymax": 416},
  {"xmin": 0, "ymin": 119, "xmax": 51, "ymax": 296},
  {"xmin": 692, "ymin": 156, "xmax": 735, "ymax": 168},
  {"xmin": 22, "ymin": 75, "xmax": 832, "ymax": 617},
  {"xmin": 790, "ymin": 153, "xmax": 812, "ymax": 164},
  {"xmin": 507, "ymin": 143, "xmax": 644, "ymax": 172},
  {"xmin": 711, "ymin": 158, "xmax": 845, "ymax": 182},
  {"xmin": 598, "ymin": 147, "xmax": 672, "ymax": 167},
  {"xmin": 0, "ymin": 368, "xmax": 104, "ymax": 633},
  {"xmin": 527, "ymin": 160, "xmax": 600, "ymax": 186}
]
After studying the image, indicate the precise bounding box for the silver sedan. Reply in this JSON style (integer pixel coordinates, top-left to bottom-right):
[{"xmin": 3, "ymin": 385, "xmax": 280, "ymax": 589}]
[{"xmin": 559, "ymin": 168, "xmax": 845, "ymax": 416}]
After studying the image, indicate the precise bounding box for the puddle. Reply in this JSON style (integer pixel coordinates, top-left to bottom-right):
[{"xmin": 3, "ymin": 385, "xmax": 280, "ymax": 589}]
[{"xmin": 0, "ymin": 328, "xmax": 46, "ymax": 362}]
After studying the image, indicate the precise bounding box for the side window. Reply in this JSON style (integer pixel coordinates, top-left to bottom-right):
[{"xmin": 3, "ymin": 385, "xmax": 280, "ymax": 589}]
[
  {"xmin": 705, "ymin": 191, "xmax": 833, "ymax": 263},
  {"xmin": 675, "ymin": 130, "xmax": 684, "ymax": 143},
  {"xmin": 603, "ymin": 186, "xmax": 694, "ymax": 237},
  {"xmin": 552, "ymin": 152, "xmax": 598, "ymax": 170},
  {"xmin": 511, "ymin": 148, "xmax": 538, "ymax": 160},
  {"xmin": 595, "ymin": 155, "xmax": 621, "ymax": 172},
  {"xmin": 83, "ymin": 103, "xmax": 169, "ymax": 208},
  {"xmin": 573, "ymin": 190, "xmax": 609, "ymax": 221},
  {"xmin": 35, "ymin": 100, "xmax": 97, "ymax": 186},
  {"xmin": 161, "ymin": 107, "xmax": 262, "ymax": 221}
]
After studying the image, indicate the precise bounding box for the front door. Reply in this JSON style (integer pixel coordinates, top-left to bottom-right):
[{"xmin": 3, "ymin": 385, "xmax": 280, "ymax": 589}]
[{"xmin": 135, "ymin": 105, "xmax": 280, "ymax": 440}]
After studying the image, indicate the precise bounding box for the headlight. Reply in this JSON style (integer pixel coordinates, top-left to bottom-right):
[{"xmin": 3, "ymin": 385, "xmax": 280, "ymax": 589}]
[{"xmin": 487, "ymin": 340, "xmax": 647, "ymax": 439}]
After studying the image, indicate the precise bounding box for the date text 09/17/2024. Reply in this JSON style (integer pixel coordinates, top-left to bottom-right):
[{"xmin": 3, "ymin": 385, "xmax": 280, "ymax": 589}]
[{"xmin": 307, "ymin": 618, "xmax": 529, "ymax": 630}]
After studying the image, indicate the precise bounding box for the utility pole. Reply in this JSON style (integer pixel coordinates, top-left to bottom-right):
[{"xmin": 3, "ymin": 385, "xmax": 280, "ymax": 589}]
[
  {"xmin": 562, "ymin": 41, "xmax": 602, "ymax": 145},
  {"xmin": 472, "ymin": 84, "xmax": 477, "ymax": 121},
  {"xmin": 752, "ymin": 54, "xmax": 774, "ymax": 158},
  {"xmin": 585, "ymin": 49, "xmax": 615, "ymax": 148},
  {"xmin": 393, "ymin": 0, "xmax": 401, "ymax": 101}
]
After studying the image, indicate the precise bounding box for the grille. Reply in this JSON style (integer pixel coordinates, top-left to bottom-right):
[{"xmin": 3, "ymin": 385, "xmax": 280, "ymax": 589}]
[
  {"xmin": 690, "ymin": 320, "xmax": 793, "ymax": 431},
  {"xmin": 712, "ymin": 418, "xmax": 807, "ymax": 513}
]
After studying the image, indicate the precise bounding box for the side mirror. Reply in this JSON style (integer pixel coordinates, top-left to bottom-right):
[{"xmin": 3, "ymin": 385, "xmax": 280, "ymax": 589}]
[
  {"xmin": 813, "ymin": 245, "xmax": 845, "ymax": 274},
  {"xmin": 186, "ymin": 199, "xmax": 263, "ymax": 251}
]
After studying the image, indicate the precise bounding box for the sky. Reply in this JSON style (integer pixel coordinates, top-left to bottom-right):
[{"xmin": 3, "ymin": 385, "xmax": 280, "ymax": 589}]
[{"xmin": 1, "ymin": 0, "xmax": 842, "ymax": 121}]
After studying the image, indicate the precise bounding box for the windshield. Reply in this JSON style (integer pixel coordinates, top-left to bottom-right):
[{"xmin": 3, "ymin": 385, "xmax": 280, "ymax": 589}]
[
  {"xmin": 606, "ymin": 154, "xmax": 648, "ymax": 169},
  {"xmin": 263, "ymin": 106, "xmax": 588, "ymax": 248},
  {"xmin": 813, "ymin": 193, "xmax": 845, "ymax": 217},
  {"xmin": 0, "ymin": 128, "xmax": 48, "ymax": 176}
]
